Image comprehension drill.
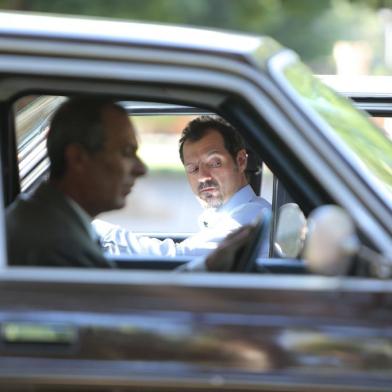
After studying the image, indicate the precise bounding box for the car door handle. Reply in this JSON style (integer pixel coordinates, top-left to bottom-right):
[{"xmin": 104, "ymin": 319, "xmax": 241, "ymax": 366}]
[{"xmin": 1, "ymin": 322, "xmax": 78, "ymax": 345}]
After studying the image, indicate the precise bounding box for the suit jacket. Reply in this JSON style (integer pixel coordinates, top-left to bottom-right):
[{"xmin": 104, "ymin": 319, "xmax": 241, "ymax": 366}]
[{"xmin": 6, "ymin": 182, "xmax": 111, "ymax": 268}]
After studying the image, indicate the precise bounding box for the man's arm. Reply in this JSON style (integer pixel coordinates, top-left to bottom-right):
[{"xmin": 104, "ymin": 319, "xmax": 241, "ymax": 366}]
[
  {"xmin": 93, "ymin": 216, "xmax": 244, "ymax": 258},
  {"xmin": 93, "ymin": 219, "xmax": 177, "ymax": 256},
  {"xmin": 94, "ymin": 203, "xmax": 270, "ymax": 259}
]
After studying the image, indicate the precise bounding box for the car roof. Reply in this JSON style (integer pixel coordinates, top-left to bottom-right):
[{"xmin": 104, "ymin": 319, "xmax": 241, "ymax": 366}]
[
  {"xmin": 0, "ymin": 11, "xmax": 282, "ymax": 63},
  {"xmin": 1, "ymin": 11, "xmax": 389, "ymax": 100}
]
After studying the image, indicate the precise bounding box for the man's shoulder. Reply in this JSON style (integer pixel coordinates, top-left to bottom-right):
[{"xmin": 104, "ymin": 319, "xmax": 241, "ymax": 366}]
[
  {"xmin": 7, "ymin": 183, "xmax": 65, "ymax": 220},
  {"xmin": 234, "ymin": 196, "xmax": 270, "ymax": 215},
  {"xmin": 6, "ymin": 191, "xmax": 42, "ymax": 223},
  {"xmin": 230, "ymin": 185, "xmax": 271, "ymax": 208},
  {"xmin": 234, "ymin": 188, "xmax": 271, "ymax": 211},
  {"xmin": 6, "ymin": 187, "xmax": 107, "ymax": 267},
  {"xmin": 251, "ymin": 195, "xmax": 271, "ymax": 210},
  {"xmin": 225, "ymin": 194, "xmax": 270, "ymax": 226},
  {"xmin": 6, "ymin": 183, "xmax": 85, "ymax": 236}
]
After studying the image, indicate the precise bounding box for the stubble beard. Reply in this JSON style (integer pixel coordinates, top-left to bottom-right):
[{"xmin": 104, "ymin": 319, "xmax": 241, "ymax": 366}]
[
  {"xmin": 198, "ymin": 179, "xmax": 223, "ymax": 209},
  {"xmin": 200, "ymin": 191, "xmax": 224, "ymax": 209}
]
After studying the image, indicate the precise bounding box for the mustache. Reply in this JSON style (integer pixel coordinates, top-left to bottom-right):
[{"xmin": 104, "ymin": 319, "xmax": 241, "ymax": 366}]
[{"xmin": 198, "ymin": 180, "xmax": 219, "ymax": 192}]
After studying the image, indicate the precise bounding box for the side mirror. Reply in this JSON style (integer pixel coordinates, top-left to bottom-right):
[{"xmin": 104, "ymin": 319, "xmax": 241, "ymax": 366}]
[
  {"xmin": 303, "ymin": 205, "xmax": 359, "ymax": 275},
  {"xmin": 275, "ymin": 203, "xmax": 307, "ymax": 258}
]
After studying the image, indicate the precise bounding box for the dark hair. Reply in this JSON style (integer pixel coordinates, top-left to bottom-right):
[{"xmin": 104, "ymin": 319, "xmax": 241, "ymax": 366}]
[
  {"xmin": 179, "ymin": 115, "xmax": 245, "ymax": 163},
  {"xmin": 47, "ymin": 97, "xmax": 126, "ymax": 179}
]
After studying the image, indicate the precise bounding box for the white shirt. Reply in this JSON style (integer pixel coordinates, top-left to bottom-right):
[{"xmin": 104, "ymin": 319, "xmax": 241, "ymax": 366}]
[{"xmin": 93, "ymin": 185, "xmax": 271, "ymax": 258}]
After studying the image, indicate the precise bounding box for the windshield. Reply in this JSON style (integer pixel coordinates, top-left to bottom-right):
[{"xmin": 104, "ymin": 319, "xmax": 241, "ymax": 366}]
[{"xmin": 272, "ymin": 57, "xmax": 392, "ymax": 199}]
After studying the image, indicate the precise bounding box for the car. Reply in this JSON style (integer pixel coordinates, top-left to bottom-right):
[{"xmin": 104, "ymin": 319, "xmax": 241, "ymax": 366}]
[{"xmin": 0, "ymin": 11, "xmax": 391, "ymax": 392}]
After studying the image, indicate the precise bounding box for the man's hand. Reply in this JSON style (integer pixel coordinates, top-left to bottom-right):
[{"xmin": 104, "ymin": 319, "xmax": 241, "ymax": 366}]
[{"xmin": 205, "ymin": 224, "xmax": 254, "ymax": 271}]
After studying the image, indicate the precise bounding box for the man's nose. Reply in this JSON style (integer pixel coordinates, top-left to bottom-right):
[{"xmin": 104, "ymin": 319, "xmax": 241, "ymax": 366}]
[
  {"xmin": 198, "ymin": 163, "xmax": 212, "ymax": 181},
  {"xmin": 132, "ymin": 156, "xmax": 147, "ymax": 177}
]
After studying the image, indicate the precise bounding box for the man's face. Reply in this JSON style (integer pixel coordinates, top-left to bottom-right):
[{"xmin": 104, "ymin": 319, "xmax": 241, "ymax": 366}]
[
  {"xmin": 183, "ymin": 129, "xmax": 247, "ymax": 209},
  {"xmin": 82, "ymin": 106, "xmax": 147, "ymax": 216}
]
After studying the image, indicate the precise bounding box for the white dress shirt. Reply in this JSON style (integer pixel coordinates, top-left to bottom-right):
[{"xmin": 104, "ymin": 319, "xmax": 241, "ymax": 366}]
[{"xmin": 93, "ymin": 184, "xmax": 271, "ymax": 258}]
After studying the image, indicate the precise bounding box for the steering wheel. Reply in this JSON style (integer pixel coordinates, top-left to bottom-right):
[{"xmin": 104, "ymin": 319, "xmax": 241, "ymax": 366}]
[{"xmin": 231, "ymin": 209, "xmax": 271, "ymax": 272}]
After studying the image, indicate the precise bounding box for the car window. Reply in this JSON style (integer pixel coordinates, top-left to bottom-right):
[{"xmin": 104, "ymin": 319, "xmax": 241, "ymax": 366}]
[
  {"xmin": 14, "ymin": 96, "xmax": 277, "ymax": 239},
  {"xmin": 15, "ymin": 96, "xmax": 66, "ymax": 191},
  {"xmin": 14, "ymin": 93, "xmax": 371, "ymax": 267},
  {"xmin": 13, "ymin": 92, "xmax": 388, "ymax": 270},
  {"xmin": 275, "ymin": 60, "xmax": 392, "ymax": 198}
]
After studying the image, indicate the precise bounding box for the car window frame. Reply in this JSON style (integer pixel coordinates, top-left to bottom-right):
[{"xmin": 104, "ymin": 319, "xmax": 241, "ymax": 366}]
[{"xmin": 0, "ymin": 49, "xmax": 389, "ymax": 270}]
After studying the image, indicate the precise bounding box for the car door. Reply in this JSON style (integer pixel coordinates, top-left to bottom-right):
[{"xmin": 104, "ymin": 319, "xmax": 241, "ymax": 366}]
[{"xmin": 2, "ymin": 95, "xmax": 392, "ymax": 392}]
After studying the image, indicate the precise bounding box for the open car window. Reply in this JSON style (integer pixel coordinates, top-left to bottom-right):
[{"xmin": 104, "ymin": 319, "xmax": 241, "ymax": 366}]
[
  {"xmin": 11, "ymin": 90, "xmax": 387, "ymax": 273},
  {"xmin": 12, "ymin": 95, "xmax": 281, "ymax": 268}
]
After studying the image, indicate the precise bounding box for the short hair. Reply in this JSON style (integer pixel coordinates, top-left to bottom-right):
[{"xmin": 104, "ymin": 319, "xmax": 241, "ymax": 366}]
[
  {"xmin": 47, "ymin": 97, "xmax": 126, "ymax": 179},
  {"xmin": 179, "ymin": 115, "xmax": 245, "ymax": 163}
]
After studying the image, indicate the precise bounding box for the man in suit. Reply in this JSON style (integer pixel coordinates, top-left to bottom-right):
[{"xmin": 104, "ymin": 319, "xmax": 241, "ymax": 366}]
[{"xmin": 6, "ymin": 97, "xmax": 147, "ymax": 267}]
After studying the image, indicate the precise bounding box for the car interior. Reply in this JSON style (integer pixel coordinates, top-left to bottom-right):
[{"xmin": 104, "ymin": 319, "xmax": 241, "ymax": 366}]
[
  {"xmin": 3, "ymin": 88, "xmax": 390, "ymax": 277},
  {"xmin": 8, "ymin": 94, "xmax": 308, "ymax": 273}
]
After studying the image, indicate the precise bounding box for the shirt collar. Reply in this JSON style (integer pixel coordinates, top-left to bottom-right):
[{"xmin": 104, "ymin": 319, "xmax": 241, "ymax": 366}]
[
  {"xmin": 218, "ymin": 184, "xmax": 256, "ymax": 213},
  {"xmin": 198, "ymin": 184, "xmax": 255, "ymax": 229}
]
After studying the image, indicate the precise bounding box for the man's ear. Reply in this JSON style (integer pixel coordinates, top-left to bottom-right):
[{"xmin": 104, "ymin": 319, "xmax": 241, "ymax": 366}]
[
  {"xmin": 236, "ymin": 149, "xmax": 248, "ymax": 172},
  {"xmin": 64, "ymin": 144, "xmax": 89, "ymax": 174}
]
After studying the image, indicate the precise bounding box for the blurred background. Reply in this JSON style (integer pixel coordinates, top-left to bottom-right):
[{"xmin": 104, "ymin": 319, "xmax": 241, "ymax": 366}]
[
  {"xmin": 1, "ymin": 0, "xmax": 391, "ymax": 75},
  {"xmin": 9, "ymin": 0, "xmax": 392, "ymax": 233}
]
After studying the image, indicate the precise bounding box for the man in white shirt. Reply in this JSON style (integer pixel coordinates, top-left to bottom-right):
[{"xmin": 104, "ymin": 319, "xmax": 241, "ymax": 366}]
[{"xmin": 95, "ymin": 116, "xmax": 271, "ymax": 259}]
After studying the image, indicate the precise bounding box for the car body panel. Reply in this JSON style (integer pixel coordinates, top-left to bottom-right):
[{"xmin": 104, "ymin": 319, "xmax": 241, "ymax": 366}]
[{"xmin": 0, "ymin": 269, "xmax": 391, "ymax": 391}]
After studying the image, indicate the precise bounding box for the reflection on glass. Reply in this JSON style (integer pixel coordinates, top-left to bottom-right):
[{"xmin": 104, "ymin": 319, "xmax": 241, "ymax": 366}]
[{"xmin": 282, "ymin": 61, "xmax": 392, "ymax": 197}]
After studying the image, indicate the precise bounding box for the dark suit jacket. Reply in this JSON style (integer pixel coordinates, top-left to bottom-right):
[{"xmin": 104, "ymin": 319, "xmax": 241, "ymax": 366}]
[{"xmin": 6, "ymin": 182, "xmax": 111, "ymax": 268}]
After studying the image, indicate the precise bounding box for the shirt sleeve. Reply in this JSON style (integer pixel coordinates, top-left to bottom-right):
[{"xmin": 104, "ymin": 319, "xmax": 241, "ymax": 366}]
[
  {"xmin": 93, "ymin": 219, "xmax": 177, "ymax": 256},
  {"xmin": 93, "ymin": 219, "xmax": 223, "ymax": 257},
  {"xmin": 93, "ymin": 198, "xmax": 271, "ymax": 259}
]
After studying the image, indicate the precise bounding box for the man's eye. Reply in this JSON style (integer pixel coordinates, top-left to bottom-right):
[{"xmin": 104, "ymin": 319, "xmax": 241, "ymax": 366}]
[
  {"xmin": 208, "ymin": 159, "xmax": 222, "ymax": 168},
  {"xmin": 186, "ymin": 164, "xmax": 198, "ymax": 174}
]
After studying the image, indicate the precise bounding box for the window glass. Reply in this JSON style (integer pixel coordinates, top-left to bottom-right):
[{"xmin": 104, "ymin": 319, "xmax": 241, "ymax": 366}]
[
  {"xmin": 14, "ymin": 96, "xmax": 65, "ymax": 192},
  {"xmin": 277, "ymin": 60, "xmax": 392, "ymax": 197},
  {"xmin": 260, "ymin": 163, "xmax": 273, "ymax": 204}
]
